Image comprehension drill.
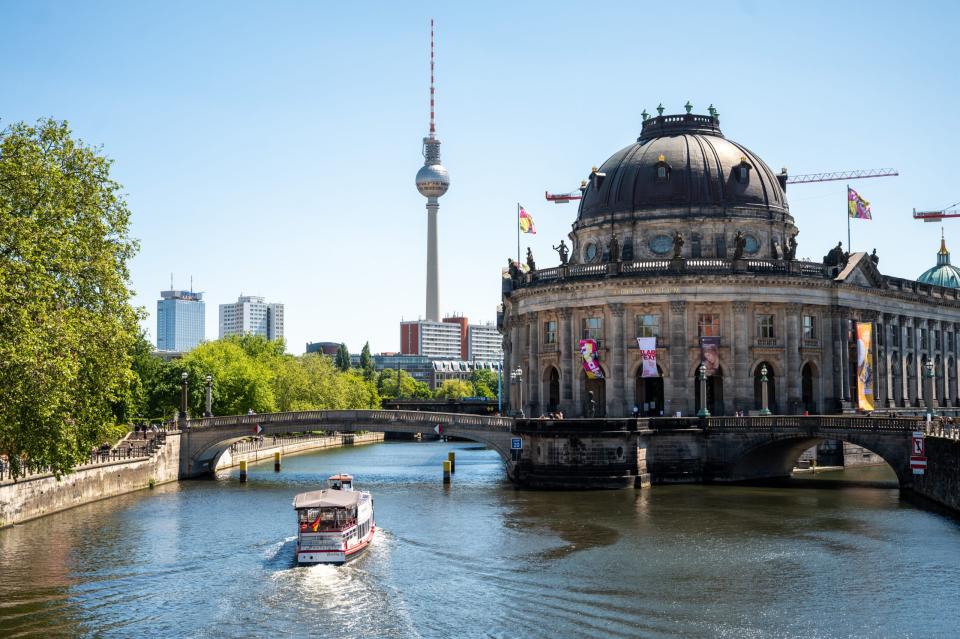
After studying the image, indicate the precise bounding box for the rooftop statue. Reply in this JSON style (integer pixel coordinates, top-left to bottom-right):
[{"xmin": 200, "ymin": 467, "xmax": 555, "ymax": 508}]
[
  {"xmin": 733, "ymin": 231, "xmax": 746, "ymax": 260},
  {"xmin": 608, "ymin": 234, "xmax": 621, "ymax": 263},
  {"xmin": 553, "ymin": 240, "xmax": 569, "ymax": 266},
  {"xmin": 824, "ymin": 241, "xmax": 845, "ymax": 267},
  {"xmin": 870, "ymin": 248, "xmax": 879, "ymax": 266},
  {"xmin": 786, "ymin": 233, "xmax": 798, "ymax": 261},
  {"xmin": 526, "ymin": 247, "xmax": 536, "ymax": 272},
  {"xmin": 673, "ymin": 232, "xmax": 684, "ymax": 258}
]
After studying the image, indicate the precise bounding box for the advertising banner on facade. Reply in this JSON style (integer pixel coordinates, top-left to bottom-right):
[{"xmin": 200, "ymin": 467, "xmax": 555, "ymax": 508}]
[
  {"xmin": 578, "ymin": 339, "xmax": 604, "ymax": 379},
  {"xmin": 699, "ymin": 336, "xmax": 720, "ymax": 376},
  {"xmin": 637, "ymin": 337, "xmax": 658, "ymax": 377},
  {"xmin": 856, "ymin": 322, "xmax": 875, "ymax": 411}
]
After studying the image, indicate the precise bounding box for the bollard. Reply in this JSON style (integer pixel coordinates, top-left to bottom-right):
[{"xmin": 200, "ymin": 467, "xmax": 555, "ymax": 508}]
[
  {"xmin": 239, "ymin": 460, "xmax": 248, "ymax": 483},
  {"xmin": 448, "ymin": 451, "xmax": 456, "ymax": 474},
  {"xmin": 274, "ymin": 451, "xmax": 282, "ymax": 473},
  {"xmin": 442, "ymin": 460, "xmax": 451, "ymax": 484}
]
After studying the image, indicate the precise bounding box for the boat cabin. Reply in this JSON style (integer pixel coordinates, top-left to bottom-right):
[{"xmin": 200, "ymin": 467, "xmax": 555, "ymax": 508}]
[
  {"xmin": 293, "ymin": 488, "xmax": 360, "ymax": 532},
  {"xmin": 328, "ymin": 474, "xmax": 353, "ymax": 491}
]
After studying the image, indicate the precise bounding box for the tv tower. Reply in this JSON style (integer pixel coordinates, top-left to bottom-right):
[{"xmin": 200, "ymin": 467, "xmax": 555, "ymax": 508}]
[{"xmin": 415, "ymin": 19, "xmax": 449, "ymax": 322}]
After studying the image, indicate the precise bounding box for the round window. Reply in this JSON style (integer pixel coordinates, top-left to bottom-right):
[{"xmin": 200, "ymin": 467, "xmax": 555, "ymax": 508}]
[
  {"xmin": 744, "ymin": 235, "xmax": 760, "ymax": 255},
  {"xmin": 649, "ymin": 235, "xmax": 673, "ymax": 255},
  {"xmin": 584, "ymin": 242, "xmax": 599, "ymax": 262}
]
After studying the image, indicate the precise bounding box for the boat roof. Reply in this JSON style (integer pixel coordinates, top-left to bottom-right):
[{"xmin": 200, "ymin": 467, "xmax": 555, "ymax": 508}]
[
  {"xmin": 293, "ymin": 489, "xmax": 360, "ymax": 509},
  {"xmin": 328, "ymin": 474, "xmax": 353, "ymax": 481}
]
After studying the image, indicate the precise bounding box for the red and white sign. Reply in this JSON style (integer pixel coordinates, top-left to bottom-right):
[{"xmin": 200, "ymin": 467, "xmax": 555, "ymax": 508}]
[
  {"xmin": 434, "ymin": 424, "xmax": 443, "ymax": 435},
  {"xmin": 912, "ymin": 431, "xmax": 925, "ymax": 456},
  {"xmin": 254, "ymin": 424, "xmax": 263, "ymax": 435},
  {"xmin": 910, "ymin": 456, "xmax": 927, "ymax": 475}
]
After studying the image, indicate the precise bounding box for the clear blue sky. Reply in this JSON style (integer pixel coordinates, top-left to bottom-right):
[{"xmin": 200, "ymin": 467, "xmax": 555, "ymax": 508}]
[{"xmin": 3, "ymin": 1, "xmax": 959, "ymax": 354}]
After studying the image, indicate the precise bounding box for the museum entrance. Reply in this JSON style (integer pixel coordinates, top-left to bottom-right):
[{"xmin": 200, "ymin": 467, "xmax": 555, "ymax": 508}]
[
  {"xmin": 547, "ymin": 366, "xmax": 560, "ymax": 412},
  {"xmin": 583, "ymin": 372, "xmax": 606, "ymax": 417},
  {"xmin": 694, "ymin": 366, "xmax": 724, "ymax": 416},
  {"xmin": 801, "ymin": 362, "xmax": 818, "ymax": 414},
  {"xmin": 753, "ymin": 362, "xmax": 777, "ymax": 414},
  {"xmin": 635, "ymin": 366, "xmax": 664, "ymax": 416}
]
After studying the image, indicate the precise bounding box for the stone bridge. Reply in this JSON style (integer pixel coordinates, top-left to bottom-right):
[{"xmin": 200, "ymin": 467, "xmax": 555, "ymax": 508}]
[
  {"xmin": 178, "ymin": 410, "xmax": 926, "ymax": 490},
  {"xmin": 178, "ymin": 410, "xmax": 514, "ymax": 478}
]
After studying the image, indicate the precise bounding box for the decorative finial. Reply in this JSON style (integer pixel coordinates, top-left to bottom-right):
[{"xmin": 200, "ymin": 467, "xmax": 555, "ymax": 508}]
[
  {"xmin": 684, "ymin": 101, "xmax": 693, "ymax": 114},
  {"xmin": 658, "ymin": 154, "xmax": 666, "ymax": 162},
  {"xmin": 940, "ymin": 227, "xmax": 949, "ymax": 256},
  {"xmin": 591, "ymin": 166, "xmax": 598, "ymax": 173},
  {"xmin": 708, "ymin": 104, "xmax": 717, "ymax": 118},
  {"xmin": 641, "ymin": 109, "xmax": 649, "ymax": 121},
  {"xmin": 656, "ymin": 103, "xmax": 664, "ymax": 116}
]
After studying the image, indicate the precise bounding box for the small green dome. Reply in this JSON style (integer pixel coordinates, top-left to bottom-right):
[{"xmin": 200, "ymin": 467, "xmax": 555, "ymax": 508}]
[{"xmin": 918, "ymin": 234, "xmax": 960, "ymax": 288}]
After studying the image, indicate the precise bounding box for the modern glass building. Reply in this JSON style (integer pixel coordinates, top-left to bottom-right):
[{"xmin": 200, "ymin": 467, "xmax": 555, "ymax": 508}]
[{"xmin": 156, "ymin": 290, "xmax": 205, "ymax": 352}]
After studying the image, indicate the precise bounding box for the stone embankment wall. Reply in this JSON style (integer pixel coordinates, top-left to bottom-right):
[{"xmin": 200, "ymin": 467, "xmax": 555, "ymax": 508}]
[
  {"xmin": 215, "ymin": 433, "xmax": 385, "ymax": 470},
  {"xmin": 911, "ymin": 436, "xmax": 960, "ymax": 512},
  {"xmin": 0, "ymin": 432, "xmax": 182, "ymax": 529}
]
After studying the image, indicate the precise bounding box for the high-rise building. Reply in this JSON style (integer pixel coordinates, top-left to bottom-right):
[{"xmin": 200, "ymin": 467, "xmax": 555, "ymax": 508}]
[
  {"xmin": 156, "ymin": 289, "xmax": 205, "ymax": 352},
  {"xmin": 414, "ymin": 19, "xmax": 450, "ymax": 322},
  {"xmin": 468, "ymin": 323, "xmax": 503, "ymax": 362},
  {"xmin": 219, "ymin": 295, "xmax": 284, "ymax": 340},
  {"xmin": 401, "ymin": 315, "xmax": 502, "ymax": 362}
]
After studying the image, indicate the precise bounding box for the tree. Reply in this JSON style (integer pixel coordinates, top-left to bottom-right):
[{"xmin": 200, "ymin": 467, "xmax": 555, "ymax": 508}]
[
  {"xmin": 334, "ymin": 343, "xmax": 351, "ymax": 372},
  {"xmin": 0, "ymin": 119, "xmax": 141, "ymax": 476},
  {"xmin": 360, "ymin": 342, "xmax": 375, "ymax": 379},
  {"xmin": 181, "ymin": 339, "xmax": 277, "ymax": 416},
  {"xmin": 470, "ymin": 369, "xmax": 499, "ymax": 400},
  {"xmin": 434, "ymin": 379, "xmax": 474, "ymax": 400},
  {"xmin": 377, "ymin": 368, "xmax": 431, "ymax": 400}
]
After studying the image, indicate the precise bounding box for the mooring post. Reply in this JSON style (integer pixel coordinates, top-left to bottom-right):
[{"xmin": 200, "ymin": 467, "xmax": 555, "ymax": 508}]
[
  {"xmin": 448, "ymin": 451, "xmax": 456, "ymax": 473},
  {"xmin": 443, "ymin": 460, "xmax": 451, "ymax": 484},
  {"xmin": 274, "ymin": 451, "xmax": 281, "ymax": 473},
  {"xmin": 239, "ymin": 460, "xmax": 248, "ymax": 483}
]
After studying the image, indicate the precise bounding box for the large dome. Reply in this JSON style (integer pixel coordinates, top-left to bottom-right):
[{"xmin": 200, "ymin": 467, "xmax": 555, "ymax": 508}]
[
  {"xmin": 918, "ymin": 236, "xmax": 960, "ymax": 289},
  {"xmin": 576, "ymin": 113, "xmax": 789, "ymax": 227}
]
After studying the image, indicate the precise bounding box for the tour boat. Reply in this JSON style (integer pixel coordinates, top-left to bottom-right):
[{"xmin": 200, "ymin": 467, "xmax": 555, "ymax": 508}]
[{"xmin": 292, "ymin": 474, "xmax": 375, "ymax": 565}]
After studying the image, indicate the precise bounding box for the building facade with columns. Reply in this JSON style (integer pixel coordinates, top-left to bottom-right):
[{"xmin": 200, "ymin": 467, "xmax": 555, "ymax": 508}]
[{"xmin": 500, "ymin": 110, "xmax": 960, "ymax": 418}]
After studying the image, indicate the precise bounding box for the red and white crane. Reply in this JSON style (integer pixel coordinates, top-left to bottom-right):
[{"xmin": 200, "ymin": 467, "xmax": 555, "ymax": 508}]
[{"xmin": 913, "ymin": 202, "xmax": 960, "ymax": 223}]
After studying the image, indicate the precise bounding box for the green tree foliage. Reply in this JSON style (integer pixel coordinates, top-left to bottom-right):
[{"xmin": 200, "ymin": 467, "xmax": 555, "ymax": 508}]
[
  {"xmin": 0, "ymin": 119, "xmax": 141, "ymax": 476},
  {"xmin": 470, "ymin": 369, "xmax": 499, "ymax": 400},
  {"xmin": 360, "ymin": 341, "xmax": 375, "ymax": 379},
  {"xmin": 434, "ymin": 379, "xmax": 474, "ymax": 400},
  {"xmin": 181, "ymin": 337, "xmax": 278, "ymax": 416},
  {"xmin": 334, "ymin": 343, "xmax": 351, "ymax": 372},
  {"xmin": 377, "ymin": 369, "xmax": 431, "ymax": 400}
]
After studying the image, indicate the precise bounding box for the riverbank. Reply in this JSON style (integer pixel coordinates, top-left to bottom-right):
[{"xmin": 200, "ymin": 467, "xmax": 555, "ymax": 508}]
[{"xmin": 214, "ymin": 432, "xmax": 385, "ymax": 470}]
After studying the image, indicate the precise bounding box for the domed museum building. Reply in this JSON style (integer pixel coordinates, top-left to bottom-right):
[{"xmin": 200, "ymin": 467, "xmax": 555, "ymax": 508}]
[{"xmin": 500, "ymin": 109, "xmax": 960, "ymax": 417}]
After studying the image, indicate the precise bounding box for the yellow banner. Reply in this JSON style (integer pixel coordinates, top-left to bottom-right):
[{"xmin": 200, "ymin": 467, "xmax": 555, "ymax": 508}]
[{"xmin": 856, "ymin": 322, "xmax": 874, "ymax": 411}]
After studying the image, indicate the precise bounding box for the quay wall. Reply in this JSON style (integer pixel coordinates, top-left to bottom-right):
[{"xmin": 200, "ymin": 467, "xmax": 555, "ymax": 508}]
[
  {"xmin": 911, "ymin": 437, "xmax": 960, "ymax": 512},
  {"xmin": 0, "ymin": 432, "xmax": 182, "ymax": 529},
  {"xmin": 214, "ymin": 432, "xmax": 385, "ymax": 470}
]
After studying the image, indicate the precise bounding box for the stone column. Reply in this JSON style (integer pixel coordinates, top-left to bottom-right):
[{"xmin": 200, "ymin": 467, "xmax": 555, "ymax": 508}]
[
  {"xmin": 559, "ymin": 308, "xmax": 574, "ymax": 416},
  {"xmin": 527, "ymin": 312, "xmax": 539, "ymax": 415},
  {"xmin": 830, "ymin": 306, "xmax": 847, "ymax": 407},
  {"xmin": 900, "ymin": 317, "xmax": 910, "ymax": 407},
  {"xmin": 668, "ymin": 300, "xmax": 688, "ymax": 415},
  {"xmin": 884, "ymin": 313, "xmax": 896, "ymax": 407},
  {"xmin": 732, "ymin": 301, "xmax": 750, "ymax": 414},
  {"xmin": 501, "ymin": 315, "xmax": 513, "ymax": 410},
  {"xmin": 511, "ymin": 318, "xmax": 521, "ymax": 414},
  {"xmin": 609, "ymin": 303, "xmax": 626, "ymax": 417},
  {"xmin": 915, "ymin": 318, "xmax": 926, "ymax": 405},
  {"xmin": 785, "ymin": 303, "xmax": 802, "ymax": 413}
]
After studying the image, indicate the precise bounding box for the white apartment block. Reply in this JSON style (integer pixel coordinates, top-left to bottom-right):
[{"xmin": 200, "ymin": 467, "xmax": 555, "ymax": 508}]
[
  {"xmin": 219, "ymin": 295, "xmax": 285, "ymax": 340},
  {"xmin": 468, "ymin": 323, "xmax": 503, "ymax": 362}
]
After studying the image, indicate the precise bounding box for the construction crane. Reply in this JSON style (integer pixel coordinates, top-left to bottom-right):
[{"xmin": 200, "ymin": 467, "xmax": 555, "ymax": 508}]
[
  {"xmin": 545, "ymin": 168, "xmax": 899, "ymax": 203},
  {"xmin": 913, "ymin": 202, "xmax": 960, "ymax": 222}
]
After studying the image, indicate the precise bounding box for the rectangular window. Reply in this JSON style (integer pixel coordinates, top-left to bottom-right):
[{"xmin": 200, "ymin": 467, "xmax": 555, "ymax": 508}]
[
  {"xmin": 891, "ymin": 325, "xmax": 900, "ymax": 347},
  {"xmin": 948, "ymin": 332, "xmax": 954, "ymax": 352},
  {"xmin": 756, "ymin": 315, "xmax": 775, "ymax": 339},
  {"xmin": 543, "ymin": 320, "xmax": 557, "ymax": 344},
  {"xmin": 922, "ymin": 328, "xmax": 929, "ymax": 350},
  {"xmin": 935, "ymin": 330, "xmax": 941, "ymax": 350},
  {"xmin": 582, "ymin": 317, "xmax": 603, "ymax": 346},
  {"xmin": 691, "ymin": 234, "xmax": 702, "ymax": 258},
  {"xmin": 635, "ymin": 314, "xmax": 660, "ymax": 338},
  {"xmin": 907, "ymin": 326, "xmax": 914, "ymax": 347},
  {"xmin": 714, "ymin": 234, "xmax": 727, "ymax": 258},
  {"xmin": 802, "ymin": 315, "xmax": 817, "ymax": 339},
  {"xmin": 877, "ymin": 326, "xmax": 884, "ymax": 347},
  {"xmin": 698, "ymin": 313, "xmax": 720, "ymax": 337}
]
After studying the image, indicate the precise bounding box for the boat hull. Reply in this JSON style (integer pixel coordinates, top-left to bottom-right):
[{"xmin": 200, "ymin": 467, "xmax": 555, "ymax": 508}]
[{"xmin": 296, "ymin": 526, "xmax": 376, "ymax": 565}]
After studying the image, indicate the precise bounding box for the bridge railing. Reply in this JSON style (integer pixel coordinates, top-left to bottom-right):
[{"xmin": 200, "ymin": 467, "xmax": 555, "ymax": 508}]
[
  {"xmin": 190, "ymin": 409, "xmax": 513, "ymax": 432},
  {"xmin": 706, "ymin": 415, "xmax": 924, "ymax": 433}
]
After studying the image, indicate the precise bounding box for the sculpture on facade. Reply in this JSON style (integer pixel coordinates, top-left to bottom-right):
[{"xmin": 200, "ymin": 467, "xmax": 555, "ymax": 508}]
[
  {"xmin": 608, "ymin": 233, "xmax": 621, "ymax": 263},
  {"xmin": 553, "ymin": 240, "xmax": 570, "ymax": 265},
  {"xmin": 673, "ymin": 232, "xmax": 684, "ymax": 258},
  {"xmin": 507, "ymin": 258, "xmax": 522, "ymax": 285},
  {"xmin": 824, "ymin": 241, "xmax": 845, "ymax": 267},
  {"xmin": 526, "ymin": 247, "xmax": 536, "ymax": 272},
  {"xmin": 733, "ymin": 231, "xmax": 746, "ymax": 260},
  {"xmin": 870, "ymin": 248, "xmax": 880, "ymax": 266},
  {"xmin": 786, "ymin": 233, "xmax": 798, "ymax": 261}
]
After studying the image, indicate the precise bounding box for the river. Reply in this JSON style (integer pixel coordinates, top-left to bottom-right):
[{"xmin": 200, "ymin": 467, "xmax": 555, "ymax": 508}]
[{"xmin": 2, "ymin": 441, "xmax": 959, "ymax": 638}]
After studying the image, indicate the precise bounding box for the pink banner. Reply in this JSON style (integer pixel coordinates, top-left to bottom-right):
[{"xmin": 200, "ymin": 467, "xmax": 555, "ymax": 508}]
[
  {"xmin": 579, "ymin": 339, "xmax": 604, "ymax": 379},
  {"xmin": 637, "ymin": 337, "xmax": 658, "ymax": 377}
]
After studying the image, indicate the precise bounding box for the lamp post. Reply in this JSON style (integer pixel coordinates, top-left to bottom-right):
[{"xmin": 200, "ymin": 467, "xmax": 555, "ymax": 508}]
[
  {"xmin": 204, "ymin": 374, "xmax": 213, "ymax": 418},
  {"xmin": 759, "ymin": 364, "xmax": 772, "ymax": 416},
  {"xmin": 697, "ymin": 362, "xmax": 710, "ymax": 417},
  {"xmin": 511, "ymin": 367, "xmax": 524, "ymax": 417},
  {"xmin": 179, "ymin": 371, "xmax": 189, "ymax": 422},
  {"xmin": 924, "ymin": 359, "xmax": 936, "ymax": 418}
]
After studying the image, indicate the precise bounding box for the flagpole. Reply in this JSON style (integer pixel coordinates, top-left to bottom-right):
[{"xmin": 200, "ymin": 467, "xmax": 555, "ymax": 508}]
[
  {"xmin": 517, "ymin": 202, "xmax": 521, "ymax": 265},
  {"xmin": 847, "ymin": 184, "xmax": 851, "ymax": 254}
]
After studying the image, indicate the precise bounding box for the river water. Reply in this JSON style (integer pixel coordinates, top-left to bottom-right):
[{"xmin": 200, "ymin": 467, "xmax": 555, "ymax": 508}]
[{"xmin": 2, "ymin": 441, "xmax": 959, "ymax": 638}]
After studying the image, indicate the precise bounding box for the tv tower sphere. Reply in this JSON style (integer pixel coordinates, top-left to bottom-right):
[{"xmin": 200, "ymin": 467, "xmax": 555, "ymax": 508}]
[{"xmin": 416, "ymin": 161, "xmax": 450, "ymax": 198}]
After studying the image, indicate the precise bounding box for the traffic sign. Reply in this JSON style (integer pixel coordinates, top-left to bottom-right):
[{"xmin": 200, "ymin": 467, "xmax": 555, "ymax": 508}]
[
  {"xmin": 910, "ymin": 455, "xmax": 927, "ymax": 475},
  {"xmin": 912, "ymin": 431, "xmax": 925, "ymax": 456},
  {"xmin": 511, "ymin": 438, "xmax": 523, "ymax": 450},
  {"xmin": 434, "ymin": 424, "xmax": 443, "ymax": 435}
]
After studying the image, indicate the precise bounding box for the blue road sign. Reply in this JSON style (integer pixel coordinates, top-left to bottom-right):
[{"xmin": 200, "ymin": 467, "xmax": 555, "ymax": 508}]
[{"xmin": 511, "ymin": 438, "xmax": 523, "ymax": 450}]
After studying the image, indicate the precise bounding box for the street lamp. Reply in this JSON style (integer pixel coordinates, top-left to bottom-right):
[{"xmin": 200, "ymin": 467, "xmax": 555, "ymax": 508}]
[
  {"xmin": 759, "ymin": 364, "xmax": 772, "ymax": 416},
  {"xmin": 511, "ymin": 367, "xmax": 524, "ymax": 417},
  {"xmin": 697, "ymin": 362, "xmax": 710, "ymax": 417},
  {"xmin": 179, "ymin": 371, "xmax": 189, "ymax": 421},
  {"xmin": 204, "ymin": 374, "xmax": 213, "ymax": 418},
  {"xmin": 924, "ymin": 359, "xmax": 937, "ymax": 418}
]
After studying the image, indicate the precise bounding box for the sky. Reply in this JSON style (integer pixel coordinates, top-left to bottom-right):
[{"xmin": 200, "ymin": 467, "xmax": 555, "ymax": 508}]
[{"xmin": 3, "ymin": 1, "xmax": 960, "ymax": 354}]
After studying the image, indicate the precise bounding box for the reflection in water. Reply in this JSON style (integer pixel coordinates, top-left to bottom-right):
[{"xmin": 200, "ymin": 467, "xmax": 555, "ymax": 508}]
[{"xmin": 1, "ymin": 443, "xmax": 959, "ymax": 638}]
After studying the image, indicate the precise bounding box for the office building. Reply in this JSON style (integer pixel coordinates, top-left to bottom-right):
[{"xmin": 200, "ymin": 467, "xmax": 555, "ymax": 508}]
[
  {"xmin": 219, "ymin": 295, "xmax": 284, "ymax": 340},
  {"xmin": 156, "ymin": 289, "xmax": 205, "ymax": 352}
]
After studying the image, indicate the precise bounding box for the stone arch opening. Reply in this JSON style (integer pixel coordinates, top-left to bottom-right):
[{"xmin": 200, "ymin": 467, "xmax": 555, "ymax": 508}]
[
  {"xmin": 546, "ymin": 366, "xmax": 561, "ymax": 412},
  {"xmin": 635, "ymin": 365, "xmax": 664, "ymax": 417},
  {"xmin": 801, "ymin": 361, "xmax": 819, "ymax": 414},
  {"xmin": 582, "ymin": 368, "xmax": 606, "ymax": 417},
  {"xmin": 693, "ymin": 365, "xmax": 724, "ymax": 416},
  {"xmin": 890, "ymin": 352, "xmax": 902, "ymax": 407},
  {"xmin": 753, "ymin": 361, "xmax": 777, "ymax": 414}
]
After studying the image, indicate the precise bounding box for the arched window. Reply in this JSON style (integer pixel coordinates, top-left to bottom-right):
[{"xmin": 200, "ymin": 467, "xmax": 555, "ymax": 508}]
[
  {"xmin": 655, "ymin": 154, "xmax": 671, "ymax": 183},
  {"xmin": 735, "ymin": 156, "xmax": 752, "ymax": 183}
]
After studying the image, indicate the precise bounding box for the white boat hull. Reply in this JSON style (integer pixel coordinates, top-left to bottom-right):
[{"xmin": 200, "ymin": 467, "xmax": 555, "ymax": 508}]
[{"xmin": 297, "ymin": 525, "xmax": 376, "ymax": 565}]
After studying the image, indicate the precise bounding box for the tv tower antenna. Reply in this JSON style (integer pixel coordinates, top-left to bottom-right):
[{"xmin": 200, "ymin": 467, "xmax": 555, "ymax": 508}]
[{"xmin": 415, "ymin": 18, "xmax": 450, "ymax": 322}]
